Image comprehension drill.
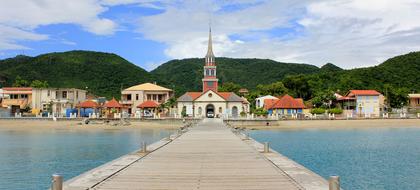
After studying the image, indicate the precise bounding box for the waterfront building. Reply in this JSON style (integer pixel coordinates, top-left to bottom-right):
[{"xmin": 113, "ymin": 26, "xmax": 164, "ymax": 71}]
[
  {"xmin": 255, "ymin": 95, "xmax": 278, "ymax": 109},
  {"xmin": 338, "ymin": 90, "xmax": 384, "ymax": 116},
  {"xmin": 264, "ymin": 94, "xmax": 305, "ymax": 115},
  {"xmin": 0, "ymin": 87, "xmax": 32, "ymax": 113},
  {"xmin": 408, "ymin": 94, "xmax": 420, "ymax": 110},
  {"xmin": 32, "ymin": 88, "xmax": 86, "ymax": 116},
  {"xmin": 177, "ymin": 28, "xmax": 249, "ymax": 118},
  {"xmin": 120, "ymin": 82, "xmax": 173, "ymax": 115},
  {"xmin": 103, "ymin": 98, "xmax": 123, "ymax": 118}
]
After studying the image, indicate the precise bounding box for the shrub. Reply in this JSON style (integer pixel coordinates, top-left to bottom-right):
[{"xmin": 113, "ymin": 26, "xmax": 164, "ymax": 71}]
[
  {"xmin": 253, "ymin": 108, "xmax": 268, "ymax": 116},
  {"xmin": 328, "ymin": 108, "xmax": 343, "ymax": 114},
  {"xmin": 310, "ymin": 108, "xmax": 326, "ymax": 114},
  {"xmin": 240, "ymin": 111, "xmax": 247, "ymax": 117}
]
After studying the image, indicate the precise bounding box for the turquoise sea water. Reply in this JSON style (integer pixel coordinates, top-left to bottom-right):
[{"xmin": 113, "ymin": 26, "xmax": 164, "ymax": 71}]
[
  {"xmin": 0, "ymin": 127, "xmax": 173, "ymax": 190},
  {"xmin": 250, "ymin": 127, "xmax": 420, "ymax": 190}
]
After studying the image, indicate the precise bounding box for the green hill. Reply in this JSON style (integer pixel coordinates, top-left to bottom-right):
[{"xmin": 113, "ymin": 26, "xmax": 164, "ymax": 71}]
[
  {"xmin": 0, "ymin": 50, "xmax": 419, "ymax": 100},
  {"xmin": 0, "ymin": 51, "xmax": 151, "ymax": 98},
  {"xmin": 151, "ymin": 58, "xmax": 320, "ymax": 95}
]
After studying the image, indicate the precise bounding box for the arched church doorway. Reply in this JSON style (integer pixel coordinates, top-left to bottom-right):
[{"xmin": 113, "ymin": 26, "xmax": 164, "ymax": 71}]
[
  {"xmin": 206, "ymin": 104, "xmax": 215, "ymax": 118},
  {"xmin": 232, "ymin": 106, "xmax": 238, "ymax": 118}
]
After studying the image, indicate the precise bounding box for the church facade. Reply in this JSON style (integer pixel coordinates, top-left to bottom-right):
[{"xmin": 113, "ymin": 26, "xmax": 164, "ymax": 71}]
[{"xmin": 177, "ymin": 29, "xmax": 249, "ymax": 118}]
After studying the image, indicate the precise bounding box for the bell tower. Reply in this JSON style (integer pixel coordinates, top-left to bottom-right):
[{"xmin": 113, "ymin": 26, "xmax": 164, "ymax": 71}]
[{"xmin": 202, "ymin": 27, "xmax": 218, "ymax": 92}]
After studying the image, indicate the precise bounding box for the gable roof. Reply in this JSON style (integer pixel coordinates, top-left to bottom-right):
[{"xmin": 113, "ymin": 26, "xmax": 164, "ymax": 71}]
[
  {"xmin": 177, "ymin": 90, "xmax": 244, "ymax": 102},
  {"xmin": 137, "ymin": 100, "xmax": 160, "ymax": 108},
  {"xmin": 347, "ymin": 90, "xmax": 381, "ymax": 96},
  {"xmin": 264, "ymin": 94, "xmax": 305, "ymax": 109},
  {"xmin": 124, "ymin": 83, "xmax": 172, "ymax": 91},
  {"xmin": 103, "ymin": 98, "xmax": 122, "ymax": 108},
  {"xmin": 77, "ymin": 100, "xmax": 99, "ymax": 108}
]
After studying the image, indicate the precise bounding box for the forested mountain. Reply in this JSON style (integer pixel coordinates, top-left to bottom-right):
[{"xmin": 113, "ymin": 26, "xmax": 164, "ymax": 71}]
[
  {"xmin": 0, "ymin": 51, "xmax": 151, "ymax": 98},
  {"xmin": 151, "ymin": 58, "xmax": 320, "ymax": 95},
  {"xmin": 0, "ymin": 50, "xmax": 419, "ymax": 101}
]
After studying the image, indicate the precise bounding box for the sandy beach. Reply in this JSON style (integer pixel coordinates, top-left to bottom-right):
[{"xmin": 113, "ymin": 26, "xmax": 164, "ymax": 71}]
[
  {"xmin": 237, "ymin": 119, "xmax": 420, "ymax": 130},
  {"xmin": 0, "ymin": 119, "xmax": 184, "ymax": 132}
]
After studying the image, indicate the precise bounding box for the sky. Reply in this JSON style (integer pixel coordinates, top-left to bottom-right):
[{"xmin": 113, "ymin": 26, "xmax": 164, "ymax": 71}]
[{"xmin": 1, "ymin": 0, "xmax": 420, "ymax": 71}]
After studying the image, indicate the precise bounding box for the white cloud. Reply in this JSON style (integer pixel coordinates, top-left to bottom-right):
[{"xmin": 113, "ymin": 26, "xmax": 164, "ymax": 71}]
[
  {"xmin": 136, "ymin": 0, "xmax": 420, "ymax": 68},
  {"xmin": 0, "ymin": 0, "xmax": 117, "ymax": 51}
]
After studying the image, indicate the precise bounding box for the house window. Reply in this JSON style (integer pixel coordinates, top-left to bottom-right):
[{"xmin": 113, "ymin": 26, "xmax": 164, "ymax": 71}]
[
  {"xmin": 158, "ymin": 94, "xmax": 162, "ymax": 101},
  {"xmin": 62, "ymin": 91, "xmax": 67, "ymax": 99},
  {"xmin": 76, "ymin": 91, "xmax": 78, "ymax": 99},
  {"xmin": 147, "ymin": 94, "xmax": 151, "ymax": 100},
  {"xmin": 47, "ymin": 90, "xmax": 50, "ymax": 96},
  {"xmin": 136, "ymin": 94, "xmax": 139, "ymax": 100},
  {"xmin": 417, "ymin": 98, "xmax": 420, "ymax": 105},
  {"xmin": 153, "ymin": 94, "xmax": 157, "ymax": 100},
  {"xmin": 127, "ymin": 94, "xmax": 132, "ymax": 101},
  {"xmin": 219, "ymin": 107, "xmax": 222, "ymax": 114}
]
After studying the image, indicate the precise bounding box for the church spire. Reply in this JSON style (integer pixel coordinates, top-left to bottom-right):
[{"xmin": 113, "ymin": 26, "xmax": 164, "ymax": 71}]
[
  {"xmin": 205, "ymin": 26, "xmax": 215, "ymax": 64},
  {"xmin": 206, "ymin": 27, "xmax": 214, "ymax": 58}
]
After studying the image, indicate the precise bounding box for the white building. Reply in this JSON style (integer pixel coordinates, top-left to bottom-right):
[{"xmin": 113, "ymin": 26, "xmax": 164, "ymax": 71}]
[
  {"xmin": 177, "ymin": 28, "xmax": 249, "ymax": 118},
  {"xmin": 255, "ymin": 95, "xmax": 279, "ymax": 109},
  {"xmin": 32, "ymin": 88, "xmax": 87, "ymax": 116}
]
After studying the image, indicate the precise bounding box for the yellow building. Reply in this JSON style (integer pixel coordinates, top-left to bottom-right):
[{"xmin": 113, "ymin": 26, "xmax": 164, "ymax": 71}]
[
  {"xmin": 120, "ymin": 83, "xmax": 173, "ymax": 115},
  {"xmin": 1, "ymin": 87, "xmax": 32, "ymax": 113}
]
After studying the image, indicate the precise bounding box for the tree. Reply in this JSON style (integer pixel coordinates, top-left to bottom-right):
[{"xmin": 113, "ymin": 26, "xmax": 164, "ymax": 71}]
[
  {"xmin": 30, "ymin": 80, "xmax": 49, "ymax": 88},
  {"xmin": 13, "ymin": 76, "xmax": 29, "ymax": 87},
  {"xmin": 311, "ymin": 90, "xmax": 336, "ymax": 108},
  {"xmin": 385, "ymin": 85, "xmax": 409, "ymax": 108},
  {"xmin": 218, "ymin": 82, "xmax": 241, "ymax": 94},
  {"xmin": 256, "ymin": 81, "xmax": 288, "ymax": 96}
]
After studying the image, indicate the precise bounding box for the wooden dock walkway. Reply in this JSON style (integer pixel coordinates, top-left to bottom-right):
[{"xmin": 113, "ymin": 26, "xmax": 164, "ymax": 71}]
[{"xmin": 64, "ymin": 119, "xmax": 329, "ymax": 190}]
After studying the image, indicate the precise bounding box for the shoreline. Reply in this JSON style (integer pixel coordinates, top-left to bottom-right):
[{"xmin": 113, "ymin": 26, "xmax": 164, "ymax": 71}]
[
  {"xmin": 229, "ymin": 119, "xmax": 420, "ymax": 130},
  {"xmin": 0, "ymin": 119, "xmax": 183, "ymax": 132}
]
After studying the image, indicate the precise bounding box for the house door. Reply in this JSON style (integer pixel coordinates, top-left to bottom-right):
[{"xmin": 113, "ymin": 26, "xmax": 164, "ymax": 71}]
[
  {"xmin": 232, "ymin": 106, "xmax": 238, "ymax": 118},
  {"xmin": 206, "ymin": 104, "xmax": 215, "ymax": 118}
]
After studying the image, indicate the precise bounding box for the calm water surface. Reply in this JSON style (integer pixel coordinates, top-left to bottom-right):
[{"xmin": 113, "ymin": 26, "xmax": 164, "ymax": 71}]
[
  {"xmin": 0, "ymin": 127, "xmax": 174, "ymax": 190},
  {"xmin": 250, "ymin": 127, "xmax": 420, "ymax": 190}
]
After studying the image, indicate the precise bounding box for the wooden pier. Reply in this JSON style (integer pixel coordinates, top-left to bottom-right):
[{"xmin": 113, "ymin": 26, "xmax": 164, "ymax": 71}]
[{"xmin": 63, "ymin": 119, "xmax": 329, "ymax": 190}]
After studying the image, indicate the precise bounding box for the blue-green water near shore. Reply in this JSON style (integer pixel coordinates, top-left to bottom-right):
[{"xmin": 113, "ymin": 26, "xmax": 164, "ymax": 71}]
[
  {"xmin": 250, "ymin": 127, "xmax": 420, "ymax": 190},
  {"xmin": 0, "ymin": 128, "xmax": 174, "ymax": 190}
]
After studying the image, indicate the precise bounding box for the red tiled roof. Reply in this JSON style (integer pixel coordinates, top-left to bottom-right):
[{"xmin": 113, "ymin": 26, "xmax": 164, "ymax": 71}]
[
  {"xmin": 2, "ymin": 87, "xmax": 32, "ymax": 94},
  {"xmin": 77, "ymin": 100, "xmax": 99, "ymax": 108},
  {"xmin": 265, "ymin": 94, "xmax": 305, "ymax": 109},
  {"xmin": 347, "ymin": 90, "xmax": 381, "ymax": 96},
  {"xmin": 217, "ymin": 92, "xmax": 232, "ymax": 100},
  {"xmin": 137, "ymin": 100, "xmax": 160, "ymax": 108},
  {"xmin": 104, "ymin": 98, "xmax": 122, "ymax": 108},
  {"xmin": 186, "ymin": 92, "xmax": 202, "ymax": 100},
  {"xmin": 263, "ymin": 99, "xmax": 278, "ymax": 110},
  {"xmin": 337, "ymin": 96, "xmax": 356, "ymax": 101}
]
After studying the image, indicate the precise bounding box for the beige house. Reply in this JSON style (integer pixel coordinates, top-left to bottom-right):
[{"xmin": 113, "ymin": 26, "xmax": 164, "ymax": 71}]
[
  {"xmin": 338, "ymin": 90, "xmax": 384, "ymax": 117},
  {"xmin": 1, "ymin": 87, "xmax": 33, "ymax": 113},
  {"xmin": 408, "ymin": 94, "xmax": 420, "ymax": 109},
  {"xmin": 32, "ymin": 88, "xmax": 87, "ymax": 116},
  {"xmin": 120, "ymin": 83, "xmax": 173, "ymax": 114}
]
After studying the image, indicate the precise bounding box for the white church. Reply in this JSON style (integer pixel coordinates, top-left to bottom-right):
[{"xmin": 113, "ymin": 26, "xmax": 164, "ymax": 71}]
[{"xmin": 177, "ymin": 28, "xmax": 249, "ymax": 118}]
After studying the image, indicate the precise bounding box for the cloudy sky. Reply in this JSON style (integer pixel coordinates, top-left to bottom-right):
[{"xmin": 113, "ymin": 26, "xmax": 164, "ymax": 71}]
[{"xmin": 1, "ymin": 0, "xmax": 420, "ymax": 70}]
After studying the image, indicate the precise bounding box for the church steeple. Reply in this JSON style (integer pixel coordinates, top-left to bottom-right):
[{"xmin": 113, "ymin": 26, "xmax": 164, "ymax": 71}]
[
  {"xmin": 205, "ymin": 27, "xmax": 215, "ymax": 65},
  {"xmin": 202, "ymin": 26, "xmax": 218, "ymax": 92}
]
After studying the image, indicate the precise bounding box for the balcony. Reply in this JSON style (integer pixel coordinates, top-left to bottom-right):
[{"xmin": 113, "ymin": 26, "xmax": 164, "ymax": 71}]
[
  {"xmin": 120, "ymin": 100, "xmax": 133, "ymax": 104},
  {"xmin": 1, "ymin": 99, "xmax": 29, "ymax": 108}
]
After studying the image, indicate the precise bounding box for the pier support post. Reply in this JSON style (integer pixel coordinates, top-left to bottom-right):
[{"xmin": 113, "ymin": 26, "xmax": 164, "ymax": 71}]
[
  {"xmin": 329, "ymin": 176, "xmax": 340, "ymax": 190},
  {"xmin": 51, "ymin": 174, "xmax": 63, "ymax": 190},
  {"xmin": 264, "ymin": 142, "xmax": 270, "ymax": 153},
  {"xmin": 141, "ymin": 141, "xmax": 147, "ymax": 153}
]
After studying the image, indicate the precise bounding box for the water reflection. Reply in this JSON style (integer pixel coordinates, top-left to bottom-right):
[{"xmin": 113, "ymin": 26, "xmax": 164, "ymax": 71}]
[{"xmin": 0, "ymin": 127, "xmax": 174, "ymax": 190}]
